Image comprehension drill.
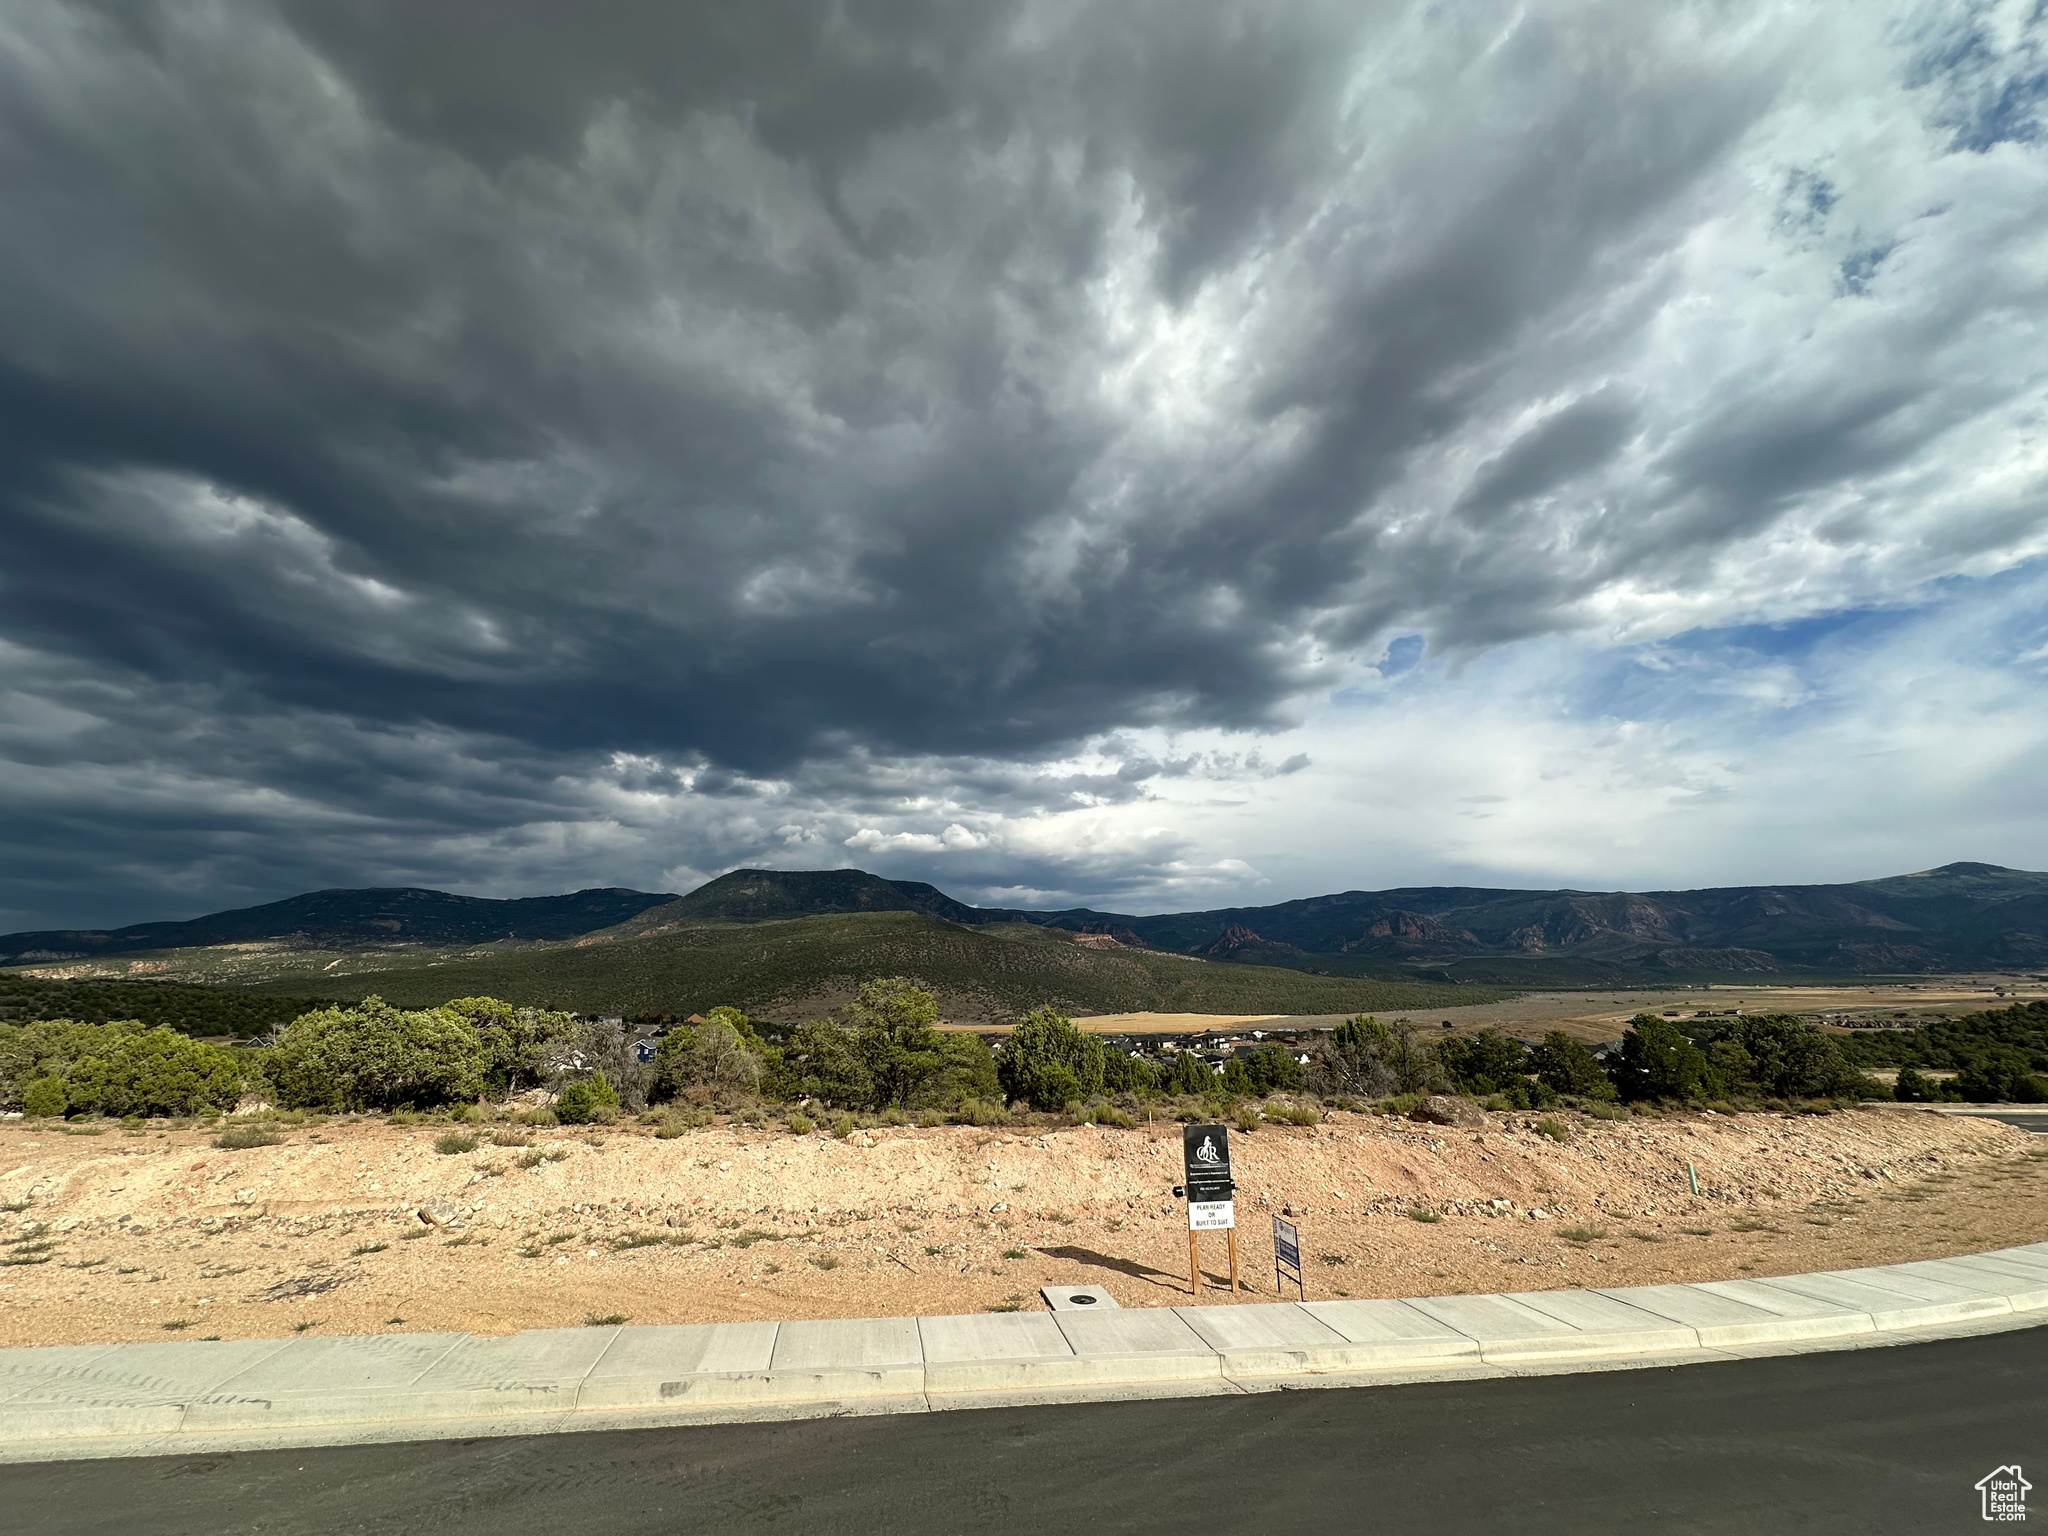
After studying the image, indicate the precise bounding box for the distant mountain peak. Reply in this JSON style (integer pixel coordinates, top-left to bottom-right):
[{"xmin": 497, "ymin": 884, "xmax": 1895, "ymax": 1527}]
[
  {"xmin": 0, "ymin": 886, "xmax": 677, "ymax": 963},
  {"xmin": 1920, "ymin": 861, "xmax": 2016, "ymax": 876}
]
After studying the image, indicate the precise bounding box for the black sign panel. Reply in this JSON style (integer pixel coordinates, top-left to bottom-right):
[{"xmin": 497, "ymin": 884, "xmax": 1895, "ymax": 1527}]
[{"xmin": 1182, "ymin": 1123, "xmax": 1234, "ymax": 1202}]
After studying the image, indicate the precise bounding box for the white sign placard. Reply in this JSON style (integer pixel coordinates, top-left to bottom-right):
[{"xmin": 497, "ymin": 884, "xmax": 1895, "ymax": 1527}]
[{"xmin": 1189, "ymin": 1199, "xmax": 1235, "ymax": 1231}]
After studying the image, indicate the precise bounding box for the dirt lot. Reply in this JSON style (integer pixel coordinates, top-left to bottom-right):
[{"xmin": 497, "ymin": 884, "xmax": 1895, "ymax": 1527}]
[{"xmin": 2, "ymin": 1108, "xmax": 2044, "ymax": 1347}]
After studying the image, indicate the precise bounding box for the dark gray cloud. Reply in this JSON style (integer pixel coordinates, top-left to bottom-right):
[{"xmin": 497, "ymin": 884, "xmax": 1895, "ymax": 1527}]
[{"xmin": 3, "ymin": 0, "xmax": 2046, "ymax": 926}]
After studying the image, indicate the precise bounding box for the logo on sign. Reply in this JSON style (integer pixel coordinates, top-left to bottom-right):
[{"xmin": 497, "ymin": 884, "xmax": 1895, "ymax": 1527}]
[
  {"xmin": 1194, "ymin": 1135, "xmax": 1222, "ymax": 1166},
  {"xmin": 1977, "ymin": 1465, "xmax": 2029, "ymax": 1522}
]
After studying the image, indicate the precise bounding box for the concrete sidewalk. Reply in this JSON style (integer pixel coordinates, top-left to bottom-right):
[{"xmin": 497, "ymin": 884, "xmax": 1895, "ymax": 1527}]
[{"xmin": 5, "ymin": 1243, "xmax": 2047, "ymax": 1463}]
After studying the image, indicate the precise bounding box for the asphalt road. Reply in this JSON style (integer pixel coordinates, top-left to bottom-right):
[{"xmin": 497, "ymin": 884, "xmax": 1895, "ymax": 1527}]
[
  {"xmin": 7, "ymin": 1325, "xmax": 2045, "ymax": 1536},
  {"xmin": 1968, "ymin": 1109, "xmax": 2048, "ymax": 1134}
]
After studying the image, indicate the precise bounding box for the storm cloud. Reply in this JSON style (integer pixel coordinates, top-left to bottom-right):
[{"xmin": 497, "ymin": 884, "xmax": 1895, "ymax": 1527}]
[{"xmin": 3, "ymin": 0, "xmax": 2047, "ymax": 926}]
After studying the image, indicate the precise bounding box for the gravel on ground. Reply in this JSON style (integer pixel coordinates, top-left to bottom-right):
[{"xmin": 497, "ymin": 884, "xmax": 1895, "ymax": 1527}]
[{"xmin": 1, "ymin": 1105, "xmax": 2042, "ymax": 1345}]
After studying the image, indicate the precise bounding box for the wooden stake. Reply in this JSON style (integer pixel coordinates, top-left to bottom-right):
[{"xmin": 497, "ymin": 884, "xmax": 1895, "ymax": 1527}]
[
  {"xmin": 1189, "ymin": 1229, "xmax": 1202, "ymax": 1297},
  {"xmin": 1226, "ymin": 1225, "xmax": 1240, "ymax": 1297}
]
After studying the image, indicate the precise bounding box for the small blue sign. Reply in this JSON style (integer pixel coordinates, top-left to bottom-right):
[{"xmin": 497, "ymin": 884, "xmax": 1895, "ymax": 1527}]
[{"xmin": 1273, "ymin": 1215, "xmax": 1304, "ymax": 1299}]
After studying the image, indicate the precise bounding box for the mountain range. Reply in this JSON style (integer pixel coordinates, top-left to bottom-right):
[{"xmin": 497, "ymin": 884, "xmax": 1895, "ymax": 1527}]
[{"xmin": 7, "ymin": 861, "xmax": 2046, "ymax": 978}]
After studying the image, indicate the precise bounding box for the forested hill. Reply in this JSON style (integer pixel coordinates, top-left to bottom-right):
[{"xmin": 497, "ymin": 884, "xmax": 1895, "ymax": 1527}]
[
  {"xmin": 1000, "ymin": 861, "xmax": 2048, "ymax": 976},
  {"xmin": 9, "ymin": 861, "xmax": 2048, "ymax": 979},
  {"xmin": 0, "ymin": 887, "xmax": 675, "ymax": 964}
]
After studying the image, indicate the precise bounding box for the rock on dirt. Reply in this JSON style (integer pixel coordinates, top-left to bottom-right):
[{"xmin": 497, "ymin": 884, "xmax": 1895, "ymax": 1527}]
[{"xmin": 1411, "ymin": 1095, "xmax": 1485, "ymax": 1127}]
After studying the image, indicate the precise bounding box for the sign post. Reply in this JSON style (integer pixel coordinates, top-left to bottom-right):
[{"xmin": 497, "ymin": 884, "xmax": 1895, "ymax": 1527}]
[
  {"xmin": 1181, "ymin": 1123, "xmax": 1236, "ymax": 1298},
  {"xmin": 1272, "ymin": 1214, "xmax": 1303, "ymax": 1299}
]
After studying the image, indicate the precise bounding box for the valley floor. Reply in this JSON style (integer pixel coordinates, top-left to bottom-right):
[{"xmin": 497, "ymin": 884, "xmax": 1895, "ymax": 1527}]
[
  {"xmin": 1263, "ymin": 974, "xmax": 2048, "ymax": 1043},
  {"xmin": 1, "ymin": 1106, "xmax": 2043, "ymax": 1347}
]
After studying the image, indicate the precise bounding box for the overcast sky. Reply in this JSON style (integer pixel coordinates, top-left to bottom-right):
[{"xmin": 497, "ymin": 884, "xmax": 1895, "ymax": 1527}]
[{"xmin": 3, "ymin": 0, "xmax": 2047, "ymax": 930}]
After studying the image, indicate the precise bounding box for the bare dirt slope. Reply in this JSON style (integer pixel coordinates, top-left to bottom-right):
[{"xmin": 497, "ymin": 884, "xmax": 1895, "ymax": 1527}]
[{"xmin": 2, "ymin": 1108, "xmax": 2043, "ymax": 1347}]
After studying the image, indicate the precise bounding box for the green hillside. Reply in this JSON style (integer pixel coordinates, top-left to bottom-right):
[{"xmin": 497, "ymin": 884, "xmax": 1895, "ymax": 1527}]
[
  {"xmin": 0, "ymin": 974, "xmax": 335, "ymax": 1037},
  {"xmin": 240, "ymin": 911, "xmax": 1499, "ymax": 1022}
]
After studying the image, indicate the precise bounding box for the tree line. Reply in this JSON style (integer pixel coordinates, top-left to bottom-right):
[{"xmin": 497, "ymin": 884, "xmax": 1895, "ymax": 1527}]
[{"xmin": 4, "ymin": 983, "xmax": 2038, "ymax": 1122}]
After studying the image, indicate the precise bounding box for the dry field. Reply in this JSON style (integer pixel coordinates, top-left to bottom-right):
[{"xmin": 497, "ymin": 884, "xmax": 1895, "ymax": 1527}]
[
  {"xmin": 1089, "ymin": 974, "xmax": 2048, "ymax": 1045},
  {"xmin": 3, "ymin": 1106, "xmax": 2045, "ymax": 1348}
]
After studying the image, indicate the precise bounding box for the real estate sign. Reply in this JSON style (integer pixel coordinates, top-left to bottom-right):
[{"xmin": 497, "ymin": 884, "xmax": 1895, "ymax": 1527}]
[{"xmin": 1183, "ymin": 1123, "xmax": 1234, "ymax": 1230}]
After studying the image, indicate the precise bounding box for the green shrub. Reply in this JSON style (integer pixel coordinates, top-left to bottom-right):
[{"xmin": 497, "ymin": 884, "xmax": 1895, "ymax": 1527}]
[
  {"xmin": 266, "ymin": 998, "xmax": 487, "ymax": 1111},
  {"xmin": 216, "ymin": 1125, "xmax": 285, "ymax": 1150},
  {"xmin": 1611, "ymin": 1016, "xmax": 1711, "ymax": 1102},
  {"xmin": 433, "ymin": 1132, "xmax": 479, "ymax": 1154},
  {"xmin": 1165, "ymin": 1050, "xmax": 1216, "ymax": 1095},
  {"xmin": 948, "ymin": 1097, "xmax": 1009, "ymax": 1126},
  {"xmin": 1436, "ymin": 1029, "xmax": 1534, "ymax": 1097},
  {"xmin": 1892, "ymin": 1065, "xmax": 1943, "ymax": 1102},
  {"xmin": 844, "ymin": 979, "xmax": 960, "ymax": 1108},
  {"xmin": 1705, "ymin": 1015, "xmax": 1880, "ymax": 1100},
  {"xmin": 1954, "ymin": 1050, "xmax": 2048, "ymax": 1103},
  {"xmin": 1407, "ymin": 1207, "xmax": 1440, "ymax": 1223},
  {"xmin": 1533, "ymin": 1117, "xmax": 1571, "ymax": 1143},
  {"xmin": 441, "ymin": 997, "xmax": 578, "ymax": 1093},
  {"xmin": 554, "ymin": 1073, "xmax": 620, "ymax": 1125},
  {"xmin": 779, "ymin": 1018, "xmax": 871, "ymax": 1108},
  {"xmin": 1265, "ymin": 1101, "xmax": 1321, "ymax": 1126},
  {"xmin": 1493, "ymin": 1078, "xmax": 1559, "ymax": 1111},
  {"xmin": 1100, "ymin": 1050, "xmax": 1161, "ymax": 1096},
  {"xmin": 1240, "ymin": 1043, "xmax": 1305, "ymax": 1094},
  {"xmin": 786, "ymin": 1113, "xmax": 816, "ymax": 1134},
  {"xmin": 829, "ymin": 1112, "xmax": 855, "ymax": 1138},
  {"xmin": 1, "ymin": 1019, "xmax": 242, "ymax": 1118},
  {"xmin": 75, "ymin": 1031, "xmax": 242, "ymax": 1118},
  {"xmin": 651, "ymin": 1008, "xmax": 767, "ymax": 1101},
  {"xmin": 21, "ymin": 1077, "xmax": 66, "ymax": 1119},
  {"xmin": 1530, "ymin": 1032, "xmax": 1616, "ymax": 1100},
  {"xmin": 998, "ymin": 1007, "xmax": 1106, "ymax": 1110},
  {"xmin": 1310, "ymin": 1015, "xmax": 1434, "ymax": 1099},
  {"xmin": 1232, "ymin": 1104, "xmax": 1260, "ymax": 1132}
]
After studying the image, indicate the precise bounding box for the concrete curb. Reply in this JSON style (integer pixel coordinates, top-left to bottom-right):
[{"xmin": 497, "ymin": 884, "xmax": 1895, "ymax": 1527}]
[{"xmin": 4, "ymin": 1243, "xmax": 2046, "ymax": 1463}]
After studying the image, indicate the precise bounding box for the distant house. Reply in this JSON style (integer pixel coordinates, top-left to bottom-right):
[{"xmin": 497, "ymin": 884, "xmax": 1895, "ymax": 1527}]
[{"xmin": 629, "ymin": 1037, "xmax": 660, "ymax": 1064}]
